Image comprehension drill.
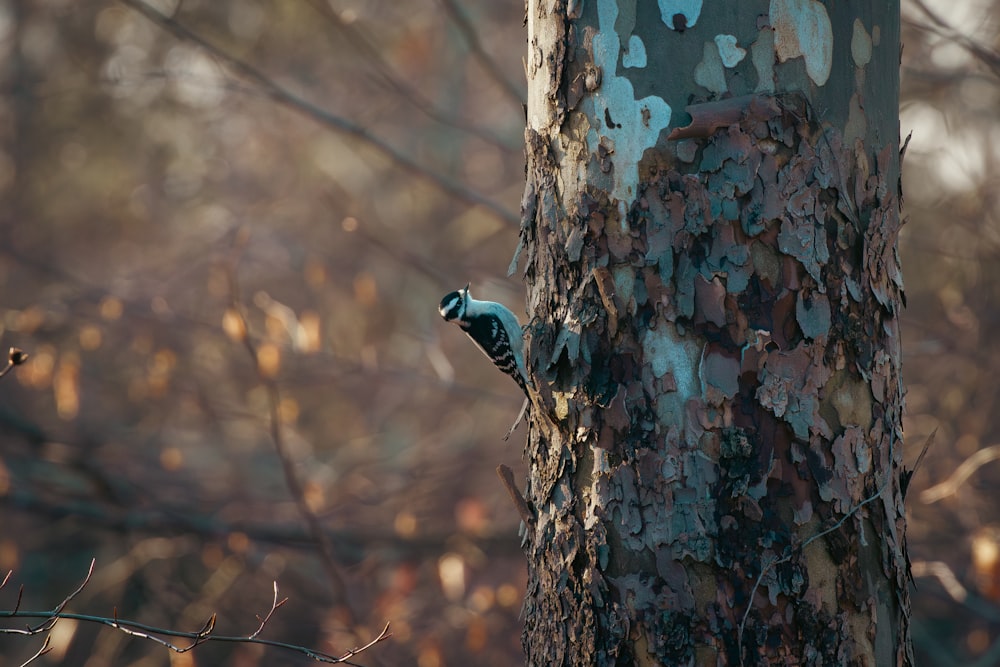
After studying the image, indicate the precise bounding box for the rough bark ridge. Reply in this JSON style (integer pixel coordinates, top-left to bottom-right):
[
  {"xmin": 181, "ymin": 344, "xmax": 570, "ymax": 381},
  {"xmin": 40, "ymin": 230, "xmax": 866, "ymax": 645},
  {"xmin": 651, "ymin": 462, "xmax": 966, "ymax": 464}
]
[{"xmin": 519, "ymin": 1, "xmax": 909, "ymax": 665}]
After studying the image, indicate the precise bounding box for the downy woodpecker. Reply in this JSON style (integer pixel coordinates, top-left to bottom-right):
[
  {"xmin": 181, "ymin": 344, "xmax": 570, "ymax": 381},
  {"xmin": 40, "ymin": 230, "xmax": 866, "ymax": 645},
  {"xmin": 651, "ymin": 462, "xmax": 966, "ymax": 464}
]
[{"xmin": 438, "ymin": 283, "xmax": 530, "ymax": 398}]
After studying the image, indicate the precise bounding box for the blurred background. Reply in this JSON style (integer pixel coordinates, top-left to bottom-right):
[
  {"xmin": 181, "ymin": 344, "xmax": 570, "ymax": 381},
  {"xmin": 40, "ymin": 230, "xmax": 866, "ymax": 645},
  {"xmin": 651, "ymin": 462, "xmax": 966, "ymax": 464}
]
[{"xmin": 0, "ymin": 0, "xmax": 996, "ymax": 664}]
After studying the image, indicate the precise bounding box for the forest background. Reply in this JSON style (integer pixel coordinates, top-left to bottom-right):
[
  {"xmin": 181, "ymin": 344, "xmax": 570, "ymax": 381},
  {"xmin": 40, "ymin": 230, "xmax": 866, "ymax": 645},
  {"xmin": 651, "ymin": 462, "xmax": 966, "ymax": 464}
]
[{"xmin": 0, "ymin": 1, "xmax": 996, "ymax": 665}]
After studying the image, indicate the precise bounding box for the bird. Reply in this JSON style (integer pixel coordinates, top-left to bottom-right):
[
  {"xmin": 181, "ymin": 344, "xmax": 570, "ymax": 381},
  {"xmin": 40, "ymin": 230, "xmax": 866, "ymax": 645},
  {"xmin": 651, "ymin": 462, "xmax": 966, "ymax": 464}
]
[{"xmin": 439, "ymin": 283, "xmax": 531, "ymax": 438}]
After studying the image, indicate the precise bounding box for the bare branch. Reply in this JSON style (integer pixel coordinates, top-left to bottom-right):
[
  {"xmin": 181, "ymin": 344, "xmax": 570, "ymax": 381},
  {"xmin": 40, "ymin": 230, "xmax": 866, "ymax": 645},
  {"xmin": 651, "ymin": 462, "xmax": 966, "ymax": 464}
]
[
  {"xmin": 0, "ymin": 564, "xmax": 390, "ymax": 665},
  {"xmin": 118, "ymin": 0, "xmax": 518, "ymax": 226},
  {"xmin": 2, "ymin": 610, "xmax": 386, "ymax": 665}
]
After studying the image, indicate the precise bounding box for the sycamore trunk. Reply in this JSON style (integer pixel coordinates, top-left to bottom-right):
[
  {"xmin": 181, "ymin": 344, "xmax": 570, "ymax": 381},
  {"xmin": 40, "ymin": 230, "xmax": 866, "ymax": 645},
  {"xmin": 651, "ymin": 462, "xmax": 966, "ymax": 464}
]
[{"xmin": 517, "ymin": 1, "xmax": 911, "ymax": 664}]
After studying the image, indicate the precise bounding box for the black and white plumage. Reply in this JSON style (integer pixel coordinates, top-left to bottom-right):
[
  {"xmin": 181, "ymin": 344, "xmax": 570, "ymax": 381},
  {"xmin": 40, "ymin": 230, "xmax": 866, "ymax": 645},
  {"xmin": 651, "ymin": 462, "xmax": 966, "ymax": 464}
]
[{"xmin": 438, "ymin": 283, "xmax": 530, "ymax": 397}]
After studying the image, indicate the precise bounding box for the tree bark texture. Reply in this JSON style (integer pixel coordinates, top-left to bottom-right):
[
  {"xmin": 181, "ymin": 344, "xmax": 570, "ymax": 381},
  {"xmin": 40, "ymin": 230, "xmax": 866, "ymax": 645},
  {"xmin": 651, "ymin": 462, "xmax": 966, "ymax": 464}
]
[{"xmin": 518, "ymin": 1, "xmax": 910, "ymax": 665}]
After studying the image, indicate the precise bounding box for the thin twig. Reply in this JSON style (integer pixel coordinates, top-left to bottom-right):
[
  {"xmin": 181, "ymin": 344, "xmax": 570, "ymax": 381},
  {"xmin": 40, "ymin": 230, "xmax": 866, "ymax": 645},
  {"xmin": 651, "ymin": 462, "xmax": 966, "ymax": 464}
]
[
  {"xmin": 250, "ymin": 582, "xmax": 288, "ymax": 640},
  {"xmin": 118, "ymin": 0, "xmax": 518, "ymax": 226},
  {"xmin": 909, "ymin": 428, "xmax": 934, "ymax": 481},
  {"xmin": 25, "ymin": 558, "xmax": 95, "ymax": 633},
  {"xmin": 335, "ymin": 622, "xmax": 392, "ymax": 663},
  {"xmin": 18, "ymin": 635, "xmax": 52, "ymax": 667},
  {"xmin": 901, "ymin": 428, "xmax": 936, "ymax": 499}
]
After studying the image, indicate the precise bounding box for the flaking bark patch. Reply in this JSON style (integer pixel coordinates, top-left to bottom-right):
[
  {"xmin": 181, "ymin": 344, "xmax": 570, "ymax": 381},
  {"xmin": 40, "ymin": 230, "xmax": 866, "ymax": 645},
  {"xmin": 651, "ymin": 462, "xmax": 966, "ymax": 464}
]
[{"xmin": 521, "ymin": 5, "xmax": 908, "ymax": 665}]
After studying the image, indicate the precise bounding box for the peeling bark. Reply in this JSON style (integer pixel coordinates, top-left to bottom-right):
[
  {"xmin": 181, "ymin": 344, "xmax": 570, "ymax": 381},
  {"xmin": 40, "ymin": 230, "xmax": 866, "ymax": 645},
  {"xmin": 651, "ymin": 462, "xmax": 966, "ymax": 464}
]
[{"xmin": 520, "ymin": 1, "xmax": 910, "ymax": 665}]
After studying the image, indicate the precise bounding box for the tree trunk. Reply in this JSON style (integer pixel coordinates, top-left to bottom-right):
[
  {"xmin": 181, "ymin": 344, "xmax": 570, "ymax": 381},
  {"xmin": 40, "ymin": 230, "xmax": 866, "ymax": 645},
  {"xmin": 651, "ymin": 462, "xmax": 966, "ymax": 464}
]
[{"xmin": 518, "ymin": 1, "xmax": 910, "ymax": 664}]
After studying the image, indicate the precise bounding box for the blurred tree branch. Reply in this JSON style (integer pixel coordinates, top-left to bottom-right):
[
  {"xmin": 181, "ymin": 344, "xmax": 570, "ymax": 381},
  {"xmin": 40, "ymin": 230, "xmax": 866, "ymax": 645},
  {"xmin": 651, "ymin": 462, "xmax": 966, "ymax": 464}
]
[
  {"xmin": 0, "ymin": 489, "xmax": 522, "ymax": 557},
  {"xmin": 911, "ymin": 560, "xmax": 1000, "ymax": 667},
  {"xmin": 224, "ymin": 250, "xmax": 357, "ymax": 623},
  {"xmin": 921, "ymin": 444, "xmax": 1000, "ymax": 504},
  {"xmin": 305, "ymin": 0, "xmax": 520, "ymax": 153},
  {"xmin": 118, "ymin": 0, "xmax": 519, "ymax": 226},
  {"xmin": 437, "ymin": 0, "xmax": 526, "ymax": 108},
  {"xmin": 907, "ymin": 0, "xmax": 1000, "ymax": 77}
]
